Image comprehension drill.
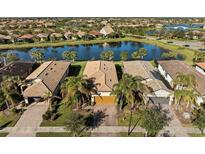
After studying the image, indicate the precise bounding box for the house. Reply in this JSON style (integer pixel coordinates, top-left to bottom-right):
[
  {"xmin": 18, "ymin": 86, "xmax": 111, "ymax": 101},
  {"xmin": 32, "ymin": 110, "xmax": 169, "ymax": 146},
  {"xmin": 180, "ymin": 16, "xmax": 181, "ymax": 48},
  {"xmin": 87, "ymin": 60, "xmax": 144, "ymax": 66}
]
[
  {"xmin": 123, "ymin": 61, "xmax": 172, "ymax": 104},
  {"xmin": 100, "ymin": 25, "xmax": 114, "ymax": 36},
  {"xmin": 49, "ymin": 33, "xmax": 64, "ymax": 41},
  {"xmin": 89, "ymin": 30, "xmax": 102, "ymax": 38},
  {"xmin": 23, "ymin": 61, "xmax": 70, "ymax": 103},
  {"xmin": 158, "ymin": 60, "xmax": 205, "ymax": 104},
  {"xmin": 83, "ymin": 61, "xmax": 118, "ymax": 104},
  {"xmin": 77, "ymin": 31, "xmax": 86, "ymax": 38},
  {"xmin": 64, "ymin": 31, "xmax": 73, "ymax": 40},
  {"xmin": 17, "ymin": 34, "xmax": 34, "ymax": 43},
  {"xmin": 0, "ymin": 34, "xmax": 12, "ymax": 44},
  {"xmin": 195, "ymin": 62, "xmax": 205, "ymax": 76},
  {"xmin": 0, "ymin": 61, "xmax": 35, "ymax": 82},
  {"xmin": 36, "ymin": 33, "xmax": 49, "ymax": 42}
]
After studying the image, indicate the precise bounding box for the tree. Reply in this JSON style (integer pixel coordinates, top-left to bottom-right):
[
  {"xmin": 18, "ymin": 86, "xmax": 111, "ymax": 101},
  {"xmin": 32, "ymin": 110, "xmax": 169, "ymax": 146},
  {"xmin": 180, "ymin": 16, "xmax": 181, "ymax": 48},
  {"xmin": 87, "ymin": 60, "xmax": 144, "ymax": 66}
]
[
  {"xmin": 120, "ymin": 51, "xmax": 128, "ymax": 61},
  {"xmin": 138, "ymin": 48, "xmax": 147, "ymax": 59},
  {"xmin": 0, "ymin": 53, "xmax": 7, "ymax": 66},
  {"xmin": 161, "ymin": 52, "xmax": 176, "ymax": 60},
  {"xmin": 112, "ymin": 74, "xmax": 151, "ymax": 135},
  {"xmin": 42, "ymin": 91, "xmax": 60, "ymax": 111},
  {"xmin": 61, "ymin": 75, "xmax": 97, "ymax": 109},
  {"xmin": 100, "ymin": 50, "xmax": 114, "ymax": 61},
  {"xmin": 66, "ymin": 112, "xmax": 85, "ymax": 137},
  {"xmin": 137, "ymin": 106, "xmax": 170, "ymax": 137},
  {"xmin": 31, "ymin": 51, "xmax": 44, "ymax": 62},
  {"xmin": 192, "ymin": 108, "xmax": 205, "ymax": 134},
  {"xmin": 0, "ymin": 76, "xmax": 21, "ymax": 109},
  {"xmin": 63, "ymin": 51, "xmax": 77, "ymax": 62},
  {"xmin": 6, "ymin": 53, "xmax": 20, "ymax": 63},
  {"xmin": 131, "ymin": 51, "xmax": 139, "ymax": 60}
]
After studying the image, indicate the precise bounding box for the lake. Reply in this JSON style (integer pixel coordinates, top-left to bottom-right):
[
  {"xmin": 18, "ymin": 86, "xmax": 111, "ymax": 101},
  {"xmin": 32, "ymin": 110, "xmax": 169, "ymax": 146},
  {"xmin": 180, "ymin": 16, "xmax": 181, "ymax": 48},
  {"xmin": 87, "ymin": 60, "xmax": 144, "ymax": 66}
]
[{"xmin": 1, "ymin": 42, "xmax": 169, "ymax": 61}]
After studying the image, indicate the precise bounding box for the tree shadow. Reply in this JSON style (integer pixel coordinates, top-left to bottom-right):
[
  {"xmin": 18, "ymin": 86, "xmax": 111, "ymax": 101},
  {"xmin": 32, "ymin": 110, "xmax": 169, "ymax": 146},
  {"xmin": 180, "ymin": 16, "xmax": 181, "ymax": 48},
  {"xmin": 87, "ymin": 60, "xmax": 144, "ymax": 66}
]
[
  {"xmin": 84, "ymin": 110, "xmax": 107, "ymax": 130},
  {"xmin": 68, "ymin": 65, "xmax": 81, "ymax": 76},
  {"xmin": 0, "ymin": 121, "xmax": 12, "ymax": 130}
]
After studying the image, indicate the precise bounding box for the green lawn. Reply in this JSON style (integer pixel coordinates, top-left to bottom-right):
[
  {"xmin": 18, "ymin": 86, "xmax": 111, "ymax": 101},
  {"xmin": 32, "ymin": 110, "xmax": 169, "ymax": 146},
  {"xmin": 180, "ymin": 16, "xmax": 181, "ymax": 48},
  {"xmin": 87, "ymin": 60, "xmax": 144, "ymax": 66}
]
[
  {"xmin": 40, "ymin": 103, "xmax": 72, "ymax": 126},
  {"xmin": 36, "ymin": 132, "xmax": 91, "ymax": 137},
  {"xmin": 0, "ymin": 111, "xmax": 21, "ymax": 128},
  {"xmin": 120, "ymin": 132, "xmax": 145, "ymax": 137},
  {"xmin": 188, "ymin": 133, "xmax": 205, "ymax": 137},
  {"xmin": 118, "ymin": 108, "xmax": 139, "ymax": 126},
  {"xmin": 0, "ymin": 133, "xmax": 8, "ymax": 137}
]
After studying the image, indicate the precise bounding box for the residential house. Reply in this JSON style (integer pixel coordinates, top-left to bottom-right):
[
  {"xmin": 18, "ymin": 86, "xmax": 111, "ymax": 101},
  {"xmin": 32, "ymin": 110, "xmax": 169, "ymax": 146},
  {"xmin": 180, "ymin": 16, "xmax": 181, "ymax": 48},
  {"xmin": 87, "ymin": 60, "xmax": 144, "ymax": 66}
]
[
  {"xmin": 49, "ymin": 33, "xmax": 64, "ymax": 41},
  {"xmin": 0, "ymin": 61, "xmax": 35, "ymax": 82},
  {"xmin": 23, "ymin": 61, "xmax": 70, "ymax": 103},
  {"xmin": 17, "ymin": 34, "xmax": 34, "ymax": 43},
  {"xmin": 64, "ymin": 31, "xmax": 73, "ymax": 40},
  {"xmin": 83, "ymin": 61, "xmax": 118, "ymax": 104},
  {"xmin": 158, "ymin": 60, "xmax": 205, "ymax": 104},
  {"xmin": 89, "ymin": 30, "xmax": 102, "ymax": 38},
  {"xmin": 123, "ymin": 61, "xmax": 172, "ymax": 104},
  {"xmin": 36, "ymin": 33, "xmax": 49, "ymax": 42},
  {"xmin": 100, "ymin": 25, "xmax": 114, "ymax": 36},
  {"xmin": 195, "ymin": 62, "xmax": 205, "ymax": 76},
  {"xmin": 0, "ymin": 34, "xmax": 12, "ymax": 44}
]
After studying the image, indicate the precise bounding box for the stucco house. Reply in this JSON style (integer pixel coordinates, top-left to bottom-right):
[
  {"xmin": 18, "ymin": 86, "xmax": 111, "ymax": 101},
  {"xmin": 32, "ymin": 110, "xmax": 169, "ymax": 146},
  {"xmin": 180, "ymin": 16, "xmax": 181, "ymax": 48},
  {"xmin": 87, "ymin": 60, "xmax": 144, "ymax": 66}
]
[
  {"xmin": 23, "ymin": 61, "xmax": 70, "ymax": 103},
  {"xmin": 158, "ymin": 60, "xmax": 205, "ymax": 105},
  {"xmin": 195, "ymin": 62, "xmax": 205, "ymax": 76},
  {"xmin": 123, "ymin": 61, "xmax": 172, "ymax": 104},
  {"xmin": 17, "ymin": 34, "xmax": 34, "ymax": 43},
  {"xmin": 100, "ymin": 25, "xmax": 114, "ymax": 36},
  {"xmin": 83, "ymin": 61, "xmax": 118, "ymax": 104}
]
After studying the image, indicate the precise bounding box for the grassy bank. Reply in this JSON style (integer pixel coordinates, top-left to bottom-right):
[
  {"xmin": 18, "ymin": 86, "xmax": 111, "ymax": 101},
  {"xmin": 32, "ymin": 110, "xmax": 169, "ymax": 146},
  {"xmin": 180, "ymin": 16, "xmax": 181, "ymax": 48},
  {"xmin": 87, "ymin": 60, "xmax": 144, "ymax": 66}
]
[
  {"xmin": 36, "ymin": 132, "xmax": 91, "ymax": 137},
  {"xmin": 0, "ymin": 133, "xmax": 8, "ymax": 137},
  {"xmin": 0, "ymin": 111, "xmax": 21, "ymax": 128},
  {"xmin": 0, "ymin": 37, "xmax": 195, "ymax": 65},
  {"xmin": 188, "ymin": 133, "xmax": 205, "ymax": 137}
]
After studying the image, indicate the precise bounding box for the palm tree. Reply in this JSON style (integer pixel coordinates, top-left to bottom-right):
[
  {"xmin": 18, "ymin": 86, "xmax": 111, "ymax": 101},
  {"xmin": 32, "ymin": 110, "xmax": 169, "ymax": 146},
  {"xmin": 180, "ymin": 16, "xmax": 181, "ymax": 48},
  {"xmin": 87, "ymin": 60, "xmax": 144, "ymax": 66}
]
[
  {"xmin": 43, "ymin": 91, "xmax": 61, "ymax": 110},
  {"xmin": 174, "ymin": 73, "xmax": 196, "ymax": 89},
  {"xmin": 138, "ymin": 48, "xmax": 147, "ymax": 59},
  {"xmin": 31, "ymin": 51, "xmax": 44, "ymax": 62},
  {"xmin": 61, "ymin": 75, "xmax": 97, "ymax": 109},
  {"xmin": 62, "ymin": 51, "xmax": 77, "ymax": 62},
  {"xmin": 131, "ymin": 51, "xmax": 139, "ymax": 60},
  {"xmin": 0, "ymin": 76, "xmax": 21, "ymax": 109},
  {"xmin": 100, "ymin": 50, "xmax": 114, "ymax": 61},
  {"xmin": 120, "ymin": 51, "xmax": 128, "ymax": 61},
  {"xmin": 112, "ymin": 74, "xmax": 151, "ymax": 135}
]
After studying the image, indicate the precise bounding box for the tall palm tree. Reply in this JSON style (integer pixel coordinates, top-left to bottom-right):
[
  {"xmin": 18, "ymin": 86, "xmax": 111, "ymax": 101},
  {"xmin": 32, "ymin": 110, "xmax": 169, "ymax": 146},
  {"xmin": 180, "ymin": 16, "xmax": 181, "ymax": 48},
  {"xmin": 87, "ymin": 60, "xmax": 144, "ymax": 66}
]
[
  {"xmin": 100, "ymin": 50, "xmax": 114, "ymax": 61},
  {"xmin": 31, "ymin": 51, "xmax": 44, "ymax": 63},
  {"xmin": 62, "ymin": 51, "xmax": 77, "ymax": 62},
  {"xmin": 138, "ymin": 48, "xmax": 147, "ymax": 59},
  {"xmin": 43, "ymin": 91, "xmax": 61, "ymax": 110},
  {"xmin": 0, "ymin": 52, "xmax": 7, "ymax": 66},
  {"xmin": 61, "ymin": 75, "xmax": 97, "ymax": 109},
  {"xmin": 174, "ymin": 73, "xmax": 196, "ymax": 89},
  {"xmin": 0, "ymin": 76, "xmax": 21, "ymax": 109}
]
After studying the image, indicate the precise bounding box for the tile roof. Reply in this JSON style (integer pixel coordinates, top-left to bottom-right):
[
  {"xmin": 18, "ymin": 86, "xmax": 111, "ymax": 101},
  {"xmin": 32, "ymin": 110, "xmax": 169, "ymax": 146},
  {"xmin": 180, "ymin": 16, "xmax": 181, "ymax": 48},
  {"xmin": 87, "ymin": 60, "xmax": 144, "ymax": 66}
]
[
  {"xmin": 196, "ymin": 62, "xmax": 205, "ymax": 70},
  {"xmin": 158, "ymin": 60, "xmax": 205, "ymax": 96},
  {"xmin": 83, "ymin": 61, "xmax": 118, "ymax": 92},
  {"xmin": 23, "ymin": 61, "xmax": 70, "ymax": 97}
]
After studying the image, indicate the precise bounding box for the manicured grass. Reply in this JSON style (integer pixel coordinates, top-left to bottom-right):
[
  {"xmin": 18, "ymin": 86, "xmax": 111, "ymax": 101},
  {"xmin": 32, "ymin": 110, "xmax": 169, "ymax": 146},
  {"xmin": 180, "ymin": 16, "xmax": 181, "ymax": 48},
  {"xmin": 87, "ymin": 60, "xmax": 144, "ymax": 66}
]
[
  {"xmin": 0, "ymin": 37, "xmax": 195, "ymax": 65},
  {"xmin": 188, "ymin": 133, "xmax": 205, "ymax": 137},
  {"xmin": 40, "ymin": 103, "xmax": 72, "ymax": 126},
  {"xmin": 118, "ymin": 108, "xmax": 139, "ymax": 126},
  {"xmin": 0, "ymin": 133, "xmax": 8, "ymax": 137},
  {"xmin": 0, "ymin": 111, "xmax": 21, "ymax": 128},
  {"xmin": 120, "ymin": 132, "xmax": 145, "ymax": 137},
  {"xmin": 36, "ymin": 132, "xmax": 91, "ymax": 137}
]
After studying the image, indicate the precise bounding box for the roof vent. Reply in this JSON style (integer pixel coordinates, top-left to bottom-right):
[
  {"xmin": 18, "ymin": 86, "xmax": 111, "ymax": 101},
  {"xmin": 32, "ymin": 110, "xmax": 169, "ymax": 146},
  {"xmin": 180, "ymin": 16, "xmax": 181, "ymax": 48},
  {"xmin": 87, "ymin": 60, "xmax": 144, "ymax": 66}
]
[
  {"xmin": 45, "ymin": 73, "xmax": 48, "ymax": 76},
  {"xmin": 50, "ymin": 68, "xmax": 53, "ymax": 70}
]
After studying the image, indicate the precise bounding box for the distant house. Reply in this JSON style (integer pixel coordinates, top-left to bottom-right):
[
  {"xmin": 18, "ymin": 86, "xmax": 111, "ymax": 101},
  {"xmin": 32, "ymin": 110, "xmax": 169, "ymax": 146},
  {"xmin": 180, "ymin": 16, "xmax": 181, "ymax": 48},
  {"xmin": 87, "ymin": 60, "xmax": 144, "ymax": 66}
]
[
  {"xmin": 36, "ymin": 33, "xmax": 49, "ymax": 42},
  {"xmin": 123, "ymin": 61, "xmax": 172, "ymax": 104},
  {"xmin": 100, "ymin": 25, "xmax": 114, "ymax": 36},
  {"xmin": 64, "ymin": 31, "xmax": 73, "ymax": 40},
  {"xmin": 77, "ymin": 31, "xmax": 86, "ymax": 38},
  {"xmin": 158, "ymin": 60, "xmax": 205, "ymax": 105},
  {"xmin": 0, "ymin": 34, "xmax": 12, "ymax": 44},
  {"xmin": 17, "ymin": 34, "xmax": 34, "ymax": 43},
  {"xmin": 195, "ymin": 62, "xmax": 205, "ymax": 76},
  {"xmin": 89, "ymin": 30, "xmax": 102, "ymax": 38},
  {"xmin": 83, "ymin": 61, "xmax": 118, "ymax": 104},
  {"xmin": 50, "ymin": 33, "xmax": 64, "ymax": 41},
  {"xmin": 0, "ymin": 61, "xmax": 35, "ymax": 82},
  {"xmin": 23, "ymin": 61, "xmax": 71, "ymax": 104},
  {"xmin": 203, "ymin": 24, "xmax": 205, "ymax": 29}
]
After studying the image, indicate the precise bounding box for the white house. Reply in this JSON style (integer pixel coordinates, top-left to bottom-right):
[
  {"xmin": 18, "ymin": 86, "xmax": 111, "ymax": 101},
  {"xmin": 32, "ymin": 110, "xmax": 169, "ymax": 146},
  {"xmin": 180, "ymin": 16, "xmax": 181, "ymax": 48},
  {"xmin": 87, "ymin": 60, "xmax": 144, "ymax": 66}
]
[
  {"xmin": 100, "ymin": 25, "xmax": 114, "ymax": 36},
  {"xmin": 158, "ymin": 60, "xmax": 205, "ymax": 105},
  {"xmin": 83, "ymin": 61, "xmax": 118, "ymax": 104},
  {"xmin": 195, "ymin": 62, "xmax": 205, "ymax": 76},
  {"xmin": 123, "ymin": 61, "xmax": 172, "ymax": 104}
]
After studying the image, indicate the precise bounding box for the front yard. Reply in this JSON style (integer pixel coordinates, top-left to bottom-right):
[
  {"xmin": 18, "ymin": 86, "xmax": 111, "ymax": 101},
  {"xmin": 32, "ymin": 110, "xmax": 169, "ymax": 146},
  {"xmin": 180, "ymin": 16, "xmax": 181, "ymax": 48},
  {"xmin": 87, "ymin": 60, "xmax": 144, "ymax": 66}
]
[
  {"xmin": 0, "ymin": 111, "xmax": 21, "ymax": 128},
  {"xmin": 36, "ymin": 132, "xmax": 91, "ymax": 137}
]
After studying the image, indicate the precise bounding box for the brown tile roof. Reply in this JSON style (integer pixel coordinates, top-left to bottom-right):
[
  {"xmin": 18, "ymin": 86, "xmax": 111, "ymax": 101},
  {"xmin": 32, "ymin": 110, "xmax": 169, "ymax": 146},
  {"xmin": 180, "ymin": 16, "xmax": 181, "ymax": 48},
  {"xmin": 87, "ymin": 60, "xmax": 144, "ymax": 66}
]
[
  {"xmin": 158, "ymin": 60, "xmax": 205, "ymax": 96},
  {"xmin": 0, "ymin": 61, "xmax": 35, "ymax": 82},
  {"xmin": 83, "ymin": 61, "xmax": 118, "ymax": 92},
  {"xmin": 18, "ymin": 34, "xmax": 33, "ymax": 39},
  {"xmin": 196, "ymin": 62, "xmax": 205, "ymax": 70},
  {"xmin": 23, "ymin": 61, "xmax": 70, "ymax": 97},
  {"xmin": 123, "ymin": 61, "xmax": 171, "ymax": 93}
]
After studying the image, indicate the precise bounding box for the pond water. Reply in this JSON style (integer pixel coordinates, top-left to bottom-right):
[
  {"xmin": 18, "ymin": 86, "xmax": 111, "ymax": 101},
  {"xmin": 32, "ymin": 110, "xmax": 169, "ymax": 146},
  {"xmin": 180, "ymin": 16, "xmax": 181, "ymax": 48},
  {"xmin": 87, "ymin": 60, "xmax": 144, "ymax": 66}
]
[{"xmin": 1, "ymin": 42, "xmax": 169, "ymax": 61}]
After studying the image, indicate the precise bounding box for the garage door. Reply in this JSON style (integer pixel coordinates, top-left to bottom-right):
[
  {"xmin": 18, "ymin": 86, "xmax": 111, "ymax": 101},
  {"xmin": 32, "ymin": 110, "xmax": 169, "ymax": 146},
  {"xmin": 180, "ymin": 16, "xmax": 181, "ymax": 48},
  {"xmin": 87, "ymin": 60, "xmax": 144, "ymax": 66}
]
[{"xmin": 94, "ymin": 96, "xmax": 116, "ymax": 105}]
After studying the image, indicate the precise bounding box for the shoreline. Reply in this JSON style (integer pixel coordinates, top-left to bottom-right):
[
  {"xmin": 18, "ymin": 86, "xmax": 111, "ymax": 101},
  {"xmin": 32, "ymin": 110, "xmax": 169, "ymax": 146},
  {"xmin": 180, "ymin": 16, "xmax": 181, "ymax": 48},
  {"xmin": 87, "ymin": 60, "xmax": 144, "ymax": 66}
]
[{"xmin": 0, "ymin": 37, "xmax": 195, "ymax": 65}]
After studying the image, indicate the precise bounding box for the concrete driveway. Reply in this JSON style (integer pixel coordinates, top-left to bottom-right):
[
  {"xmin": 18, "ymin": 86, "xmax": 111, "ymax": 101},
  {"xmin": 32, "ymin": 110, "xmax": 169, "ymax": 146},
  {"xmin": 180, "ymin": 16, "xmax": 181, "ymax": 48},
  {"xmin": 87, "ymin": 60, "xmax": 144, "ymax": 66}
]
[{"xmin": 7, "ymin": 101, "xmax": 49, "ymax": 137}]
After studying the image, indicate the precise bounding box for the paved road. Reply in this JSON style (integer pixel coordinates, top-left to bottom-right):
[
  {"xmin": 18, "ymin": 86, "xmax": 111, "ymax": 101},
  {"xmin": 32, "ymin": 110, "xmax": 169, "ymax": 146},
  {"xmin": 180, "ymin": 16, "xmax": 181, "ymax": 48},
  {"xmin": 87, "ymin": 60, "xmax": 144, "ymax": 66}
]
[{"xmin": 6, "ymin": 101, "xmax": 49, "ymax": 137}]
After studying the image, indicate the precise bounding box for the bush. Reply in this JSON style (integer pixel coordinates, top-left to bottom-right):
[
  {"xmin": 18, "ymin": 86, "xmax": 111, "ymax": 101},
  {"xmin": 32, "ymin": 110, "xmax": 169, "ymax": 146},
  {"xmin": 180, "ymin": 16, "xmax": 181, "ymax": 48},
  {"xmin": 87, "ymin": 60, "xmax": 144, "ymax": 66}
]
[{"xmin": 42, "ymin": 110, "xmax": 52, "ymax": 121}]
